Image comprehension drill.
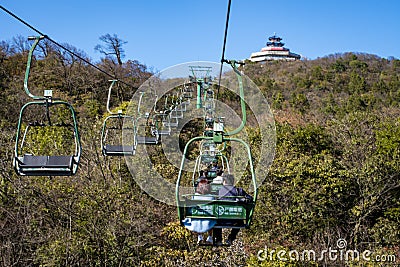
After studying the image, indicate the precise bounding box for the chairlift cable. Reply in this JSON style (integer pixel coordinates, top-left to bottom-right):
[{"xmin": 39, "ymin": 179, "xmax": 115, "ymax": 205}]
[
  {"xmin": 217, "ymin": 0, "xmax": 232, "ymax": 100},
  {"xmin": 0, "ymin": 5, "xmax": 135, "ymax": 89}
]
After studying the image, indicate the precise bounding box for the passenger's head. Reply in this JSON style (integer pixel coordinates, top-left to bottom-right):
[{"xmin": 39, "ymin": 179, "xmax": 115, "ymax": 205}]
[
  {"xmin": 196, "ymin": 179, "xmax": 211, "ymax": 194},
  {"xmin": 222, "ymin": 174, "xmax": 234, "ymax": 185}
]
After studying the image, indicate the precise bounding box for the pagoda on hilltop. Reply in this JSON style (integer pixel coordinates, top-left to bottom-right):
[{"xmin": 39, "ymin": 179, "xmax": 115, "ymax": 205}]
[{"xmin": 249, "ymin": 34, "xmax": 301, "ymax": 62}]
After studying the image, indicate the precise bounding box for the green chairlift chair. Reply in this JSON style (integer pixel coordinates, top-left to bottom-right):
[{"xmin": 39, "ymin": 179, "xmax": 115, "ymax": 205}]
[{"xmin": 13, "ymin": 36, "xmax": 81, "ymax": 176}]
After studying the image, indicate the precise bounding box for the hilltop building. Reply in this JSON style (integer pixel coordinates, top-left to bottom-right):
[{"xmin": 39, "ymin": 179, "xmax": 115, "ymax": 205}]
[{"xmin": 249, "ymin": 34, "xmax": 301, "ymax": 62}]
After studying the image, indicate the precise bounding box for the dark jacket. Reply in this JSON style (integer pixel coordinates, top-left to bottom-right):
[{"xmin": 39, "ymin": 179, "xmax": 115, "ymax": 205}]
[{"xmin": 218, "ymin": 185, "xmax": 253, "ymax": 202}]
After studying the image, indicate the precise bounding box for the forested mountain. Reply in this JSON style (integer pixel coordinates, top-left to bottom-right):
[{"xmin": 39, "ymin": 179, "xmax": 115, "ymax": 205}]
[{"xmin": 0, "ymin": 36, "xmax": 399, "ymax": 266}]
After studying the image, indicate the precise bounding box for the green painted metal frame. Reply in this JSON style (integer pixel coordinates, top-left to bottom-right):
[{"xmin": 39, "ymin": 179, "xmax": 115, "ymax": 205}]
[
  {"xmin": 101, "ymin": 80, "xmax": 137, "ymax": 156},
  {"xmin": 224, "ymin": 60, "xmax": 246, "ymax": 136},
  {"xmin": 24, "ymin": 36, "xmax": 45, "ymax": 100},
  {"xmin": 14, "ymin": 36, "xmax": 82, "ymax": 175},
  {"xmin": 191, "ymin": 143, "xmax": 231, "ymax": 186},
  {"xmin": 135, "ymin": 92, "xmax": 159, "ymax": 145},
  {"xmin": 176, "ymin": 60, "xmax": 257, "ymax": 228},
  {"xmin": 176, "ymin": 136, "xmax": 257, "ymax": 227},
  {"xmin": 14, "ymin": 101, "xmax": 82, "ymax": 175},
  {"xmin": 101, "ymin": 114, "xmax": 136, "ymax": 156}
]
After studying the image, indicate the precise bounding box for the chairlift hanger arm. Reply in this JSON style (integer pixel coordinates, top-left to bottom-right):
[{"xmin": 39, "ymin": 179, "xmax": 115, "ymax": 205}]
[
  {"xmin": 24, "ymin": 36, "xmax": 45, "ymax": 99},
  {"xmin": 153, "ymin": 95, "xmax": 159, "ymax": 113},
  {"xmin": 164, "ymin": 96, "xmax": 169, "ymax": 111},
  {"xmin": 137, "ymin": 91, "xmax": 157, "ymax": 117},
  {"xmin": 137, "ymin": 92, "xmax": 145, "ymax": 115},
  {"xmin": 106, "ymin": 79, "xmax": 119, "ymax": 115},
  {"xmin": 223, "ymin": 59, "xmax": 247, "ymax": 137}
]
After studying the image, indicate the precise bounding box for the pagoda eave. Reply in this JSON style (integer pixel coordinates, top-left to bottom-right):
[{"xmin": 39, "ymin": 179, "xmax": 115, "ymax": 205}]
[{"xmin": 249, "ymin": 51, "xmax": 301, "ymax": 62}]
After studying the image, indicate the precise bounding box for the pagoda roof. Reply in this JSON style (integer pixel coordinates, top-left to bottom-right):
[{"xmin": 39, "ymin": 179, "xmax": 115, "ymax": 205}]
[
  {"xmin": 268, "ymin": 35, "xmax": 282, "ymax": 41},
  {"xmin": 267, "ymin": 41, "xmax": 285, "ymax": 47}
]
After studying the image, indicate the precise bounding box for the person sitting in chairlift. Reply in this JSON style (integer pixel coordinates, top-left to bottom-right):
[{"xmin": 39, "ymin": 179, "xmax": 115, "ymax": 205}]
[
  {"xmin": 182, "ymin": 179, "xmax": 215, "ymax": 244},
  {"xmin": 214, "ymin": 174, "xmax": 253, "ymax": 246},
  {"xmin": 211, "ymin": 169, "xmax": 224, "ymax": 184}
]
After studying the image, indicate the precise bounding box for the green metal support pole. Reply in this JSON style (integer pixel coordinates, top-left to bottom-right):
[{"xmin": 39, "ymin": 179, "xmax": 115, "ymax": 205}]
[{"xmin": 196, "ymin": 81, "xmax": 202, "ymax": 109}]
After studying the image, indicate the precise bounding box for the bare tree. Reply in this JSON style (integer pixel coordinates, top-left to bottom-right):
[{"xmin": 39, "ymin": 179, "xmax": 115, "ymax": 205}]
[
  {"xmin": 94, "ymin": 33, "xmax": 127, "ymax": 66},
  {"xmin": 11, "ymin": 35, "xmax": 30, "ymax": 54}
]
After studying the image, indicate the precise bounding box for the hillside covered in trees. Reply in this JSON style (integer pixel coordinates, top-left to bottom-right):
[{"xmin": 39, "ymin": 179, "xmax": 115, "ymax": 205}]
[{"xmin": 0, "ymin": 36, "xmax": 399, "ymax": 266}]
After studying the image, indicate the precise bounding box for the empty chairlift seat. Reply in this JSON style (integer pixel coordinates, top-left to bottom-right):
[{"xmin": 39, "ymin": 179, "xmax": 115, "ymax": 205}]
[
  {"xmin": 15, "ymin": 154, "xmax": 78, "ymax": 176},
  {"xmin": 163, "ymin": 116, "xmax": 179, "ymax": 128},
  {"xmin": 101, "ymin": 114, "xmax": 136, "ymax": 157},
  {"xmin": 170, "ymin": 109, "xmax": 184, "ymax": 119},
  {"xmin": 14, "ymin": 100, "xmax": 82, "ymax": 176},
  {"xmin": 102, "ymin": 145, "xmax": 136, "ymax": 156},
  {"xmin": 136, "ymin": 136, "xmax": 159, "ymax": 145}
]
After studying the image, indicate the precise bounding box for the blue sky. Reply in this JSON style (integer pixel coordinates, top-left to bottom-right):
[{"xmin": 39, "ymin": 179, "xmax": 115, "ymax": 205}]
[{"xmin": 1, "ymin": 0, "xmax": 399, "ymax": 71}]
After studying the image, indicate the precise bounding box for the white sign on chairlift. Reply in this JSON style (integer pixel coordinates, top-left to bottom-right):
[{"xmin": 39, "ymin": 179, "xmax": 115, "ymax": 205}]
[
  {"xmin": 213, "ymin": 122, "xmax": 224, "ymax": 132},
  {"xmin": 44, "ymin": 90, "xmax": 52, "ymax": 97}
]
